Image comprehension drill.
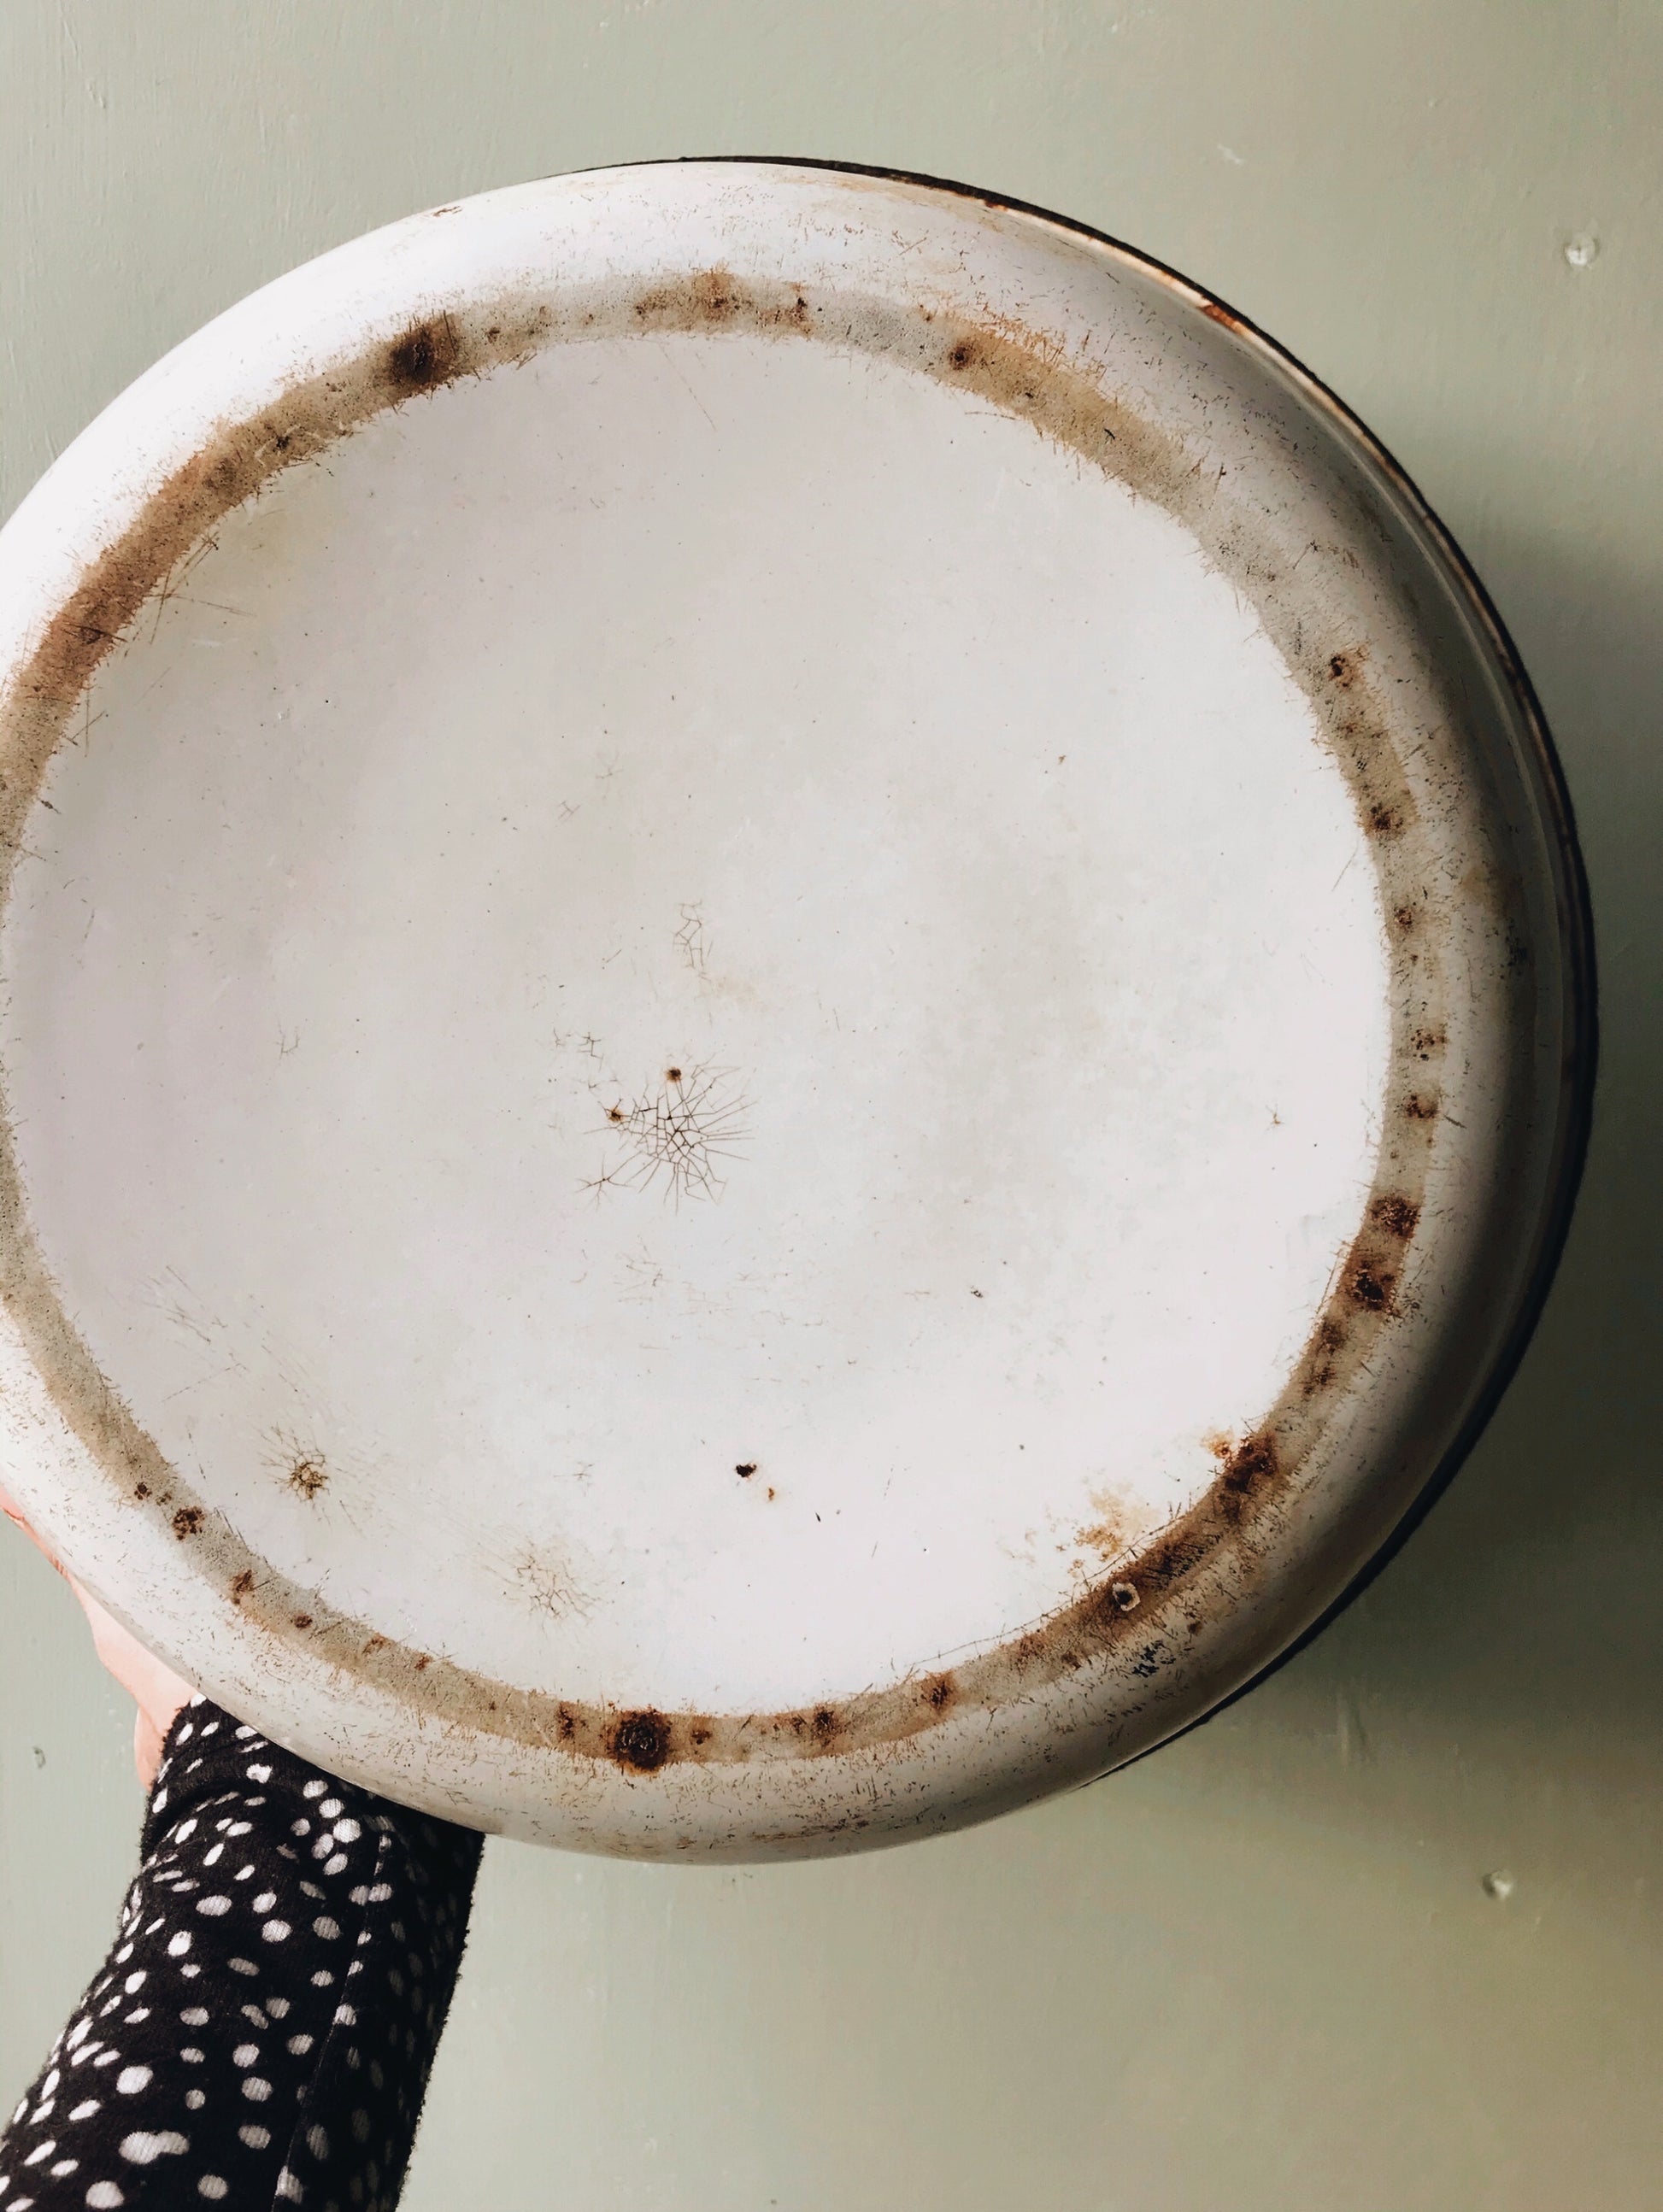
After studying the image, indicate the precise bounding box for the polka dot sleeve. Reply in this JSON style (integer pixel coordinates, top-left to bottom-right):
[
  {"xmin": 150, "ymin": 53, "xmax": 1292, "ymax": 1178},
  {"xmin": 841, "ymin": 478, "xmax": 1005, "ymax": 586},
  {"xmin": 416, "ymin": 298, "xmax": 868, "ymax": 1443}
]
[{"xmin": 0, "ymin": 1696, "xmax": 483, "ymax": 2210}]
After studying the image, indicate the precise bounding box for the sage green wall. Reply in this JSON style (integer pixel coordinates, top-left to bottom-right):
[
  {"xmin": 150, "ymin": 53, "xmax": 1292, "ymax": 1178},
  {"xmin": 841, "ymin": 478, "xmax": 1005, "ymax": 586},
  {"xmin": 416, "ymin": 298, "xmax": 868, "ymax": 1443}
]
[{"xmin": 3, "ymin": 5, "xmax": 1659, "ymax": 2206}]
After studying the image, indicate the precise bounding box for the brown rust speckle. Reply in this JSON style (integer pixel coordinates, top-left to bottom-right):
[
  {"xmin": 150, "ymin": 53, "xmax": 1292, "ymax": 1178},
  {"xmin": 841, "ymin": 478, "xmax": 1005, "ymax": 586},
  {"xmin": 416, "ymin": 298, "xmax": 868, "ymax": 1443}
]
[
  {"xmin": 230, "ymin": 1569, "xmax": 255, "ymax": 1604},
  {"xmin": 921, "ymin": 1673, "xmax": 957, "ymax": 1713},
  {"xmin": 1078, "ymin": 1516, "xmax": 1125, "ymax": 1560},
  {"xmin": 631, "ymin": 266, "xmax": 814, "ymax": 339},
  {"xmin": 384, "ymin": 314, "xmax": 463, "ymax": 395},
  {"xmin": 610, "ymin": 1708, "xmax": 673, "ymax": 1772},
  {"xmin": 171, "ymin": 1505, "xmax": 203, "ymax": 1540},
  {"xmin": 1304, "ymin": 1317, "xmax": 1348, "ymax": 1392},
  {"xmin": 1213, "ymin": 1429, "xmax": 1280, "ymax": 1517},
  {"xmin": 1346, "ymin": 1259, "xmax": 1397, "ymax": 1314},
  {"xmin": 285, "ymin": 1455, "xmax": 328, "ymax": 1500},
  {"xmin": 1369, "ymin": 1194, "xmax": 1420, "ymax": 1240},
  {"xmin": 1403, "ymin": 1091, "xmax": 1439, "ymax": 1121},
  {"xmin": 292, "ymin": 1612, "xmax": 313, "ymax": 1630}
]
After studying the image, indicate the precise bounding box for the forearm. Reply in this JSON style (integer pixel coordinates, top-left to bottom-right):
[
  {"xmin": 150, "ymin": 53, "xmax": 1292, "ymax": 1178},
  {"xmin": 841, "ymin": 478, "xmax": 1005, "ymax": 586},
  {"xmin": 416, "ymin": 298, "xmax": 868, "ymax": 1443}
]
[{"xmin": 1, "ymin": 1699, "xmax": 482, "ymax": 2209}]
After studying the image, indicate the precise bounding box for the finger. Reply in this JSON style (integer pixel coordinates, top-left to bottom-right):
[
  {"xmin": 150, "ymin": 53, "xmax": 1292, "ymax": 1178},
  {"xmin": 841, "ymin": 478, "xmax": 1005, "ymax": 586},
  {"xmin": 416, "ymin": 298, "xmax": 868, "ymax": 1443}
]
[
  {"xmin": 73, "ymin": 1576, "xmax": 196, "ymax": 1742},
  {"xmin": 3, "ymin": 1499, "xmax": 196, "ymax": 1763},
  {"xmin": 134, "ymin": 1708, "xmax": 167, "ymax": 1793},
  {"xmin": 0, "ymin": 1487, "xmax": 65, "ymax": 1573}
]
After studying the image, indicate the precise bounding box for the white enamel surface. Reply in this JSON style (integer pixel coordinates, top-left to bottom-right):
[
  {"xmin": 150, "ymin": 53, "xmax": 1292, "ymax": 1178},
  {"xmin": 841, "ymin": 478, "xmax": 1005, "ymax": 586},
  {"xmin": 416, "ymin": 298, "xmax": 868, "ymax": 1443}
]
[
  {"xmin": 3, "ymin": 331, "xmax": 1384, "ymax": 1710},
  {"xmin": 0, "ymin": 165, "xmax": 1580, "ymax": 1852}
]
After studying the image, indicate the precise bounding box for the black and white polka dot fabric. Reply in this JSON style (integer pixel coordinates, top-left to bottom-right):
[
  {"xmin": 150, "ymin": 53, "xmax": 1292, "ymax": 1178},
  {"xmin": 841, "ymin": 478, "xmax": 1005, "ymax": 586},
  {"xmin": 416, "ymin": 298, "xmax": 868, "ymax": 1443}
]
[{"xmin": 0, "ymin": 1698, "xmax": 482, "ymax": 2209}]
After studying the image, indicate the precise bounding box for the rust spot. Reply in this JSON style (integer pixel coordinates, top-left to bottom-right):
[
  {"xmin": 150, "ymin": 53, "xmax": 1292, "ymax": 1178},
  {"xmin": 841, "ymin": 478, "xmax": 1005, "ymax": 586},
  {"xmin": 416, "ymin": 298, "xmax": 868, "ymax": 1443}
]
[
  {"xmin": 384, "ymin": 314, "xmax": 462, "ymax": 395},
  {"xmin": 1110, "ymin": 1581, "xmax": 1140, "ymax": 1612},
  {"xmin": 1369, "ymin": 1194, "xmax": 1420, "ymax": 1240},
  {"xmin": 610, "ymin": 1708, "xmax": 672, "ymax": 1772},
  {"xmin": 291, "ymin": 1612, "xmax": 313, "ymax": 1630},
  {"xmin": 588, "ymin": 1064, "xmax": 751, "ymax": 1206},
  {"xmin": 1078, "ymin": 1517, "xmax": 1125, "ymax": 1560},
  {"xmin": 630, "ymin": 265, "xmax": 806, "ymax": 332},
  {"xmin": 1328, "ymin": 648, "xmax": 1368, "ymax": 688},
  {"xmin": 285, "ymin": 1455, "xmax": 327, "ymax": 1501},
  {"xmin": 689, "ymin": 1723, "xmax": 713, "ymax": 1747},
  {"xmin": 1403, "ymin": 1091, "xmax": 1439, "ymax": 1121},
  {"xmin": 413, "ymin": 1653, "xmax": 431, "ymax": 1671},
  {"xmin": 691, "ymin": 267, "xmax": 740, "ymax": 320},
  {"xmin": 946, "ymin": 337, "xmax": 978, "ymax": 371},
  {"xmin": 230, "ymin": 1569, "xmax": 255, "ymax": 1604},
  {"xmin": 1392, "ymin": 904, "xmax": 1418, "ymax": 933},
  {"xmin": 172, "ymin": 1505, "xmax": 203, "ymax": 1540},
  {"xmin": 132, "ymin": 1481, "xmax": 150, "ymax": 1500},
  {"xmin": 1366, "ymin": 803, "xmax": 1404, "ymax": 839},
  {"xmin": 735, "ymin": 1462, "xmax": 757, "ymax": 1478},
  {"xmin": 1346, "ymin": 1259, "xmax": 1397, "ymax": 1314},
  {"xmin": 1200, "ymin": 300, "xmax": 1243, "ymax": 330},
  {"xmin": 362, "ymin": 1633, "xmax": 389, "ymax": 1655},
  {"xmin": 1412, "ymin": 1025, "xmax": 1446, "ymax": 1059},
  {"xmin": 920, "ymin": 1673, "xmax": 957, "ymax": 1713},
  {"xmin": 665, "ymin": 1066, "xmax": 683, "ymax": 1083},
  {"xmin": 810, "ymin": 1705, "xmax": 842, "ymax": 1747},
  {"xmin": 1211, "ymin": 1429, "xmax": 1280, "ymax": 1523},
  {"xmin": 556, "ymin": 1703, "xmax": 577, "ymax": 1744},
  {"xmin": 1301, "ymin": 1313, "xmax": 1349, "ymax": 1399}
]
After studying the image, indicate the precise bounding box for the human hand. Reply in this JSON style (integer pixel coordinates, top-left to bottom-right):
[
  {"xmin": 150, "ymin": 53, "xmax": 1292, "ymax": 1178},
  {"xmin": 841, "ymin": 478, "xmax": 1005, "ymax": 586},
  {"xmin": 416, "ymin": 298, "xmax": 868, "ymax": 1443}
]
[{"xmin": 1, "ymin": 1485, "xmax": 195, "ymax": 1791}]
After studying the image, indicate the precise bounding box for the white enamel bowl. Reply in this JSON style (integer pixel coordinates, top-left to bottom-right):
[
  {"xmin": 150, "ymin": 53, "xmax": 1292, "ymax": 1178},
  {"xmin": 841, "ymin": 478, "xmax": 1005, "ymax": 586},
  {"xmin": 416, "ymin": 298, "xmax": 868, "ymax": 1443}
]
[{"xmin": 0, "ymin": 164, "xmax": 1592, "ymax": 1857}]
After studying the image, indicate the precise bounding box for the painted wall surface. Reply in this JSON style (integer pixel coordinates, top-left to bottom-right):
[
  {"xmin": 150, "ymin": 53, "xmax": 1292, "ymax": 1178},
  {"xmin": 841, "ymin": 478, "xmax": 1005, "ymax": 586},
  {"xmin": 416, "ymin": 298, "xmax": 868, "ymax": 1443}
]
[{"xmin": 1, "ymin": 5, "xmax": 1657, "ymax": 2206}]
